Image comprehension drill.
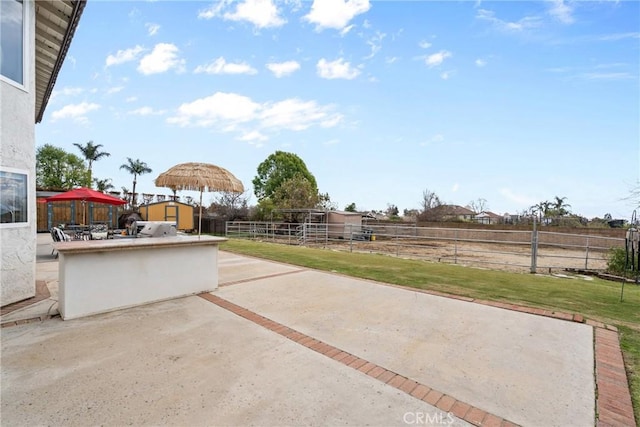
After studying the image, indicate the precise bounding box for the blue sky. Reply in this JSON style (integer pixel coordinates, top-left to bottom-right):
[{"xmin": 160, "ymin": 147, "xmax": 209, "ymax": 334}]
[{"xmin": 36, "ymin": 0, "xmax": 639, "ymax": 219}]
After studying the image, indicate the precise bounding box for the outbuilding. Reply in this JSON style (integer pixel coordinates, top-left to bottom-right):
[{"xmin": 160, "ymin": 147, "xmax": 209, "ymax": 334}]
[{"xmin": 139, "ymin": 200, "xmax": 194, "ymax": 232}]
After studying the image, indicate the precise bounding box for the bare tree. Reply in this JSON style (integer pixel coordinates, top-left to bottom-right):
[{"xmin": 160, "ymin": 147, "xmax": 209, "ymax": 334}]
[
  {"xmin": 468, "ymin": 198, "xmax": 488, "ymax": 213},
  {"xmin": 420, "ymin": 189, "xmax": 442, "ymax": 213},
  {"xmin": 210, "ymin": 191, "xmax": 250, "ymax": 220}
]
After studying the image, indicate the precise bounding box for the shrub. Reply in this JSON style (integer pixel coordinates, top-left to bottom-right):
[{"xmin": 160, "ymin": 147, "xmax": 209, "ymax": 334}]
[{"xmin": 607, "ymin": 246, "xmax": 640, "ymax": 278}]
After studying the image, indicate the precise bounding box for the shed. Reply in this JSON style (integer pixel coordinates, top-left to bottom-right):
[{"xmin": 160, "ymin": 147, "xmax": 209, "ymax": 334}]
[
  {"xmin": 327, "ymin": 211, "xmax": 363, "ymax": 239},
  {"xmin": 139, "ymin": 201, "xmax": 194, "ymax": 231}
]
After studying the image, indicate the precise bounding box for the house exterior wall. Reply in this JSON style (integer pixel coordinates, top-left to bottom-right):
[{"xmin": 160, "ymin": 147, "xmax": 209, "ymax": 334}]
[{"xmin": 1, "ymin": 0, "xmax": 37, "ymax": 305}]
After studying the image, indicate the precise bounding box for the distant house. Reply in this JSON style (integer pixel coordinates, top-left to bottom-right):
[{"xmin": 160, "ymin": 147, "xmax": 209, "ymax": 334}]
[
  {"xmin": 423, "ymin": 205, "xmax": 475, "ymax": 222},
  {"xmin": 1, "ymin": 0, "xmax": 86, "ymax": 306},
  {"xmin": 474, "ymin": 211, "xmax": 502, "ymax": 225}
]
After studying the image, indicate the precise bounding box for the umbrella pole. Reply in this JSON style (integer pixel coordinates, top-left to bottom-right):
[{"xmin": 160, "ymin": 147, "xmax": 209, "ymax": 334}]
[{"xmin": 199, "ymin": 191, "xmax": 203, "ymax": 238}]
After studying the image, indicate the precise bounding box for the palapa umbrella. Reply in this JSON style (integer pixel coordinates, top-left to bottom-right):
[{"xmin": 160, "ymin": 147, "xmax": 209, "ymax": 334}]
[{"xmin": 154, "ymin": 162, "xmax": 244, "ymax": 235}]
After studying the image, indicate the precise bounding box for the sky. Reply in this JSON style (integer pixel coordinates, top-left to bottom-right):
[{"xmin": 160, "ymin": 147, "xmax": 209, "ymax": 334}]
[{"xmin": 36, "ymin": 0, "xmax": 640, "ymax": 220}]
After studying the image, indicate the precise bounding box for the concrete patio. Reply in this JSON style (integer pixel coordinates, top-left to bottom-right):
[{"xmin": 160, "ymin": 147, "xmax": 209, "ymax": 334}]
[{"xmin": 0, "ymin": 234, "xmax": 611, "ymax": 426}]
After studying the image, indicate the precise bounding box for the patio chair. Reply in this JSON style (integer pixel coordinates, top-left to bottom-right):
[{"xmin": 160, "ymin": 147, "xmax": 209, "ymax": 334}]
[
  {"xmin": 90, "ymin": 224, "xmax": 109, "ymax": 240},
  {"xmin": 50, "ymin": 227, "xmax": 71, "ymax": 258}
]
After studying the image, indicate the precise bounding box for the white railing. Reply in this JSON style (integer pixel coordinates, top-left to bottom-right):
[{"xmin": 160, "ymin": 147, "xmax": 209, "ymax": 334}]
[{"xmin": 225, "ymin": 221, "xmax": 624, "ymax": 273}]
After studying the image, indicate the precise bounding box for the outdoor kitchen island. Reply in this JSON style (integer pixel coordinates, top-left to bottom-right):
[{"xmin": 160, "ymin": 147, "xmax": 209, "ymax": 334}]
[{"xmin": 55, "ymin": 235, "xmax": 226, "ymax": 320}]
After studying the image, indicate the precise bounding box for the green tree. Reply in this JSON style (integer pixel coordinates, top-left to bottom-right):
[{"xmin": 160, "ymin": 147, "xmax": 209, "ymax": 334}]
[
  {"xmin": 73, "ymin": 141, "xmax": 110, "ymax": 188},
  {"xmin": 271, "ymin": 173, "xmax": 320, "ymax": 210},
  {"xmin": 386, "ymin": 203, "xmax": 399, "ymax": 217},
  {"xmin": 119, "ymin": 158, "xmax": 152, "ymax": 209},
  {"xmin": 252, "ymin": 198, "xmax": 276, "ymax": 221},
  {"xmin": 252, "ymin": 151, "xmax": 318, "ymax": 201},
  {"xmin": 93, "ymin": 178, "xmax": 114, "ymax": 193},
  {"xmin": 550, "ymin": 196, "xmax": 571, "ymax": 217},
  {"xmin": 531, "ymin": 200, "xmax": 552, "ymax": 222},
  {"xmin": 345, "ymin": 202, "xmax": 357, "ymax": 212},
  {"xmin": 36, "ymin": 144, "xmax": 89, "ymax": 190}
]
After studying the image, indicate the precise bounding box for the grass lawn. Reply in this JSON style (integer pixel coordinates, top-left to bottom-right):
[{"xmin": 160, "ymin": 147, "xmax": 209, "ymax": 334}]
[{"xmin": 220, "ymin": 238, "xmax": 640, "ymax": 420}]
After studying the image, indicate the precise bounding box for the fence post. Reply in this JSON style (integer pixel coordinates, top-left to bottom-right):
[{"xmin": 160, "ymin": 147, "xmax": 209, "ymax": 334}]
[
  {"xmin": 47, "ymin": 202, "xmax": 53, "ymax": 230},
  {"xmin": 396, "ymin": 225, "xmax": 399, "ymax": 257},
  {"xmin": 454, "ymin": 229, "xmax": 458, "ymax": 264},
  {"xmin": 530, "ymin": 218, "xmax": 538, "ymax": 273},
  {"xmin": 349, "ymin": 224, "xmax": 353, "ymax": 253},
  {"xmin": 585, "ymin": 237, "xmax": 590, "ymax": 270}
]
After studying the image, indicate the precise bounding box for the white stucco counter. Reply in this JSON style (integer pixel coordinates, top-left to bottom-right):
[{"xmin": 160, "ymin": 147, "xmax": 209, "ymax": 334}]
[{"xmin": 55, "ymin": 236, "xmax": 227, "ymax": 320}]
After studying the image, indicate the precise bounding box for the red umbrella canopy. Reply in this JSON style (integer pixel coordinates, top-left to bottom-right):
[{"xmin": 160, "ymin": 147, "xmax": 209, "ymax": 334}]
[{"xmin": 41, "ymin": 187, "xmax": 127, "ymax": 205}]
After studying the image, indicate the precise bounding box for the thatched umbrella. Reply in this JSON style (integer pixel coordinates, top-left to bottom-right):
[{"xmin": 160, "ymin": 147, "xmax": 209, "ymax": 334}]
[{"xmin": 154, "ymin": 162, "xmax": 244, "ymax": 235}]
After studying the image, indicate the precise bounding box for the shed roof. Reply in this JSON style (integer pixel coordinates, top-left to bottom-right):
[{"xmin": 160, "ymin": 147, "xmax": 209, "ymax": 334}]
[{"xmin": 141, "ymin": 200, "xmax": 193, "ymax": 208}]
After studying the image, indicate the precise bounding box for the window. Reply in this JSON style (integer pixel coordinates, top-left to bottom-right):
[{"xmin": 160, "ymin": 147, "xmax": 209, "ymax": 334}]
[
  {"xmin": 0, "ymin": 0, "xmax": 25, "ymax": 85},
  {"xmin": 0, "ymin": 169, "xmax": 28, "ymax": 225}
]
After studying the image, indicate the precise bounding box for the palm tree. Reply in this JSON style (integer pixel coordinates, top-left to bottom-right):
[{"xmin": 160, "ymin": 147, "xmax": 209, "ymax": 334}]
[
  {"xmin": 73, "ymin": 141, "xmax": 110, "ymax": 188},
  {"xmin": 552, "ymin": 196, "xmax": 571, "ymax": 217},
  {"xmin": 93, "ymin": 178, "xmax": 114, "ymax": 193},
  {"xmin": 531, "ymin": 201, "xmax": 551, "ymax": 222},
  {"xmin": 119, "ymin": 158, "xmax": 152, "ymax": 209}
]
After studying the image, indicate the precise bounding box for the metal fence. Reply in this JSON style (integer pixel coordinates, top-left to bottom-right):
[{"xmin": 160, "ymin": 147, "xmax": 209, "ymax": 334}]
[{"xmin": 225, "ymin": 221, "xmax": 624, "ymax": 273}]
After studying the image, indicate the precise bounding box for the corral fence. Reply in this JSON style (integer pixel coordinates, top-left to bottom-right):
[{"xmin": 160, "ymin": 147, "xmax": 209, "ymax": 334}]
[{"xmin": 225, "ymin": 221, "xmax": 625, "ymax": 274}]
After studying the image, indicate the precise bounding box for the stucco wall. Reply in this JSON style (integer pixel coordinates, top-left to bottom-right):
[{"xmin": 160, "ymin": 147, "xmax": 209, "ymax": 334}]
[{"xmin": 1, "ymin": 0, "xmax": 36, "ymax": 306}]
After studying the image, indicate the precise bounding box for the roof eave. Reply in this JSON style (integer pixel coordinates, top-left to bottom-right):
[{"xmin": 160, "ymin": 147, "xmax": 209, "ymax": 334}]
[{"xmin": 35, "ymin": 0, "xmax": 87, "ymax": 124}]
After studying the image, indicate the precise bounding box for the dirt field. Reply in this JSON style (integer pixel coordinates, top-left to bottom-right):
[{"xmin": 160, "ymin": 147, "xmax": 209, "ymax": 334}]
[{"xmin": 307, "ymin": 239, "xmax": 609, "ymax": 274}]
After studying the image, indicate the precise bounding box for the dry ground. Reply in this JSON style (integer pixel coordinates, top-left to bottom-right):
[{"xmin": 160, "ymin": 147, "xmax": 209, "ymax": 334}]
[{"xmin": 306, "ymin": 239, "xmax": 609, "ymax": 274}]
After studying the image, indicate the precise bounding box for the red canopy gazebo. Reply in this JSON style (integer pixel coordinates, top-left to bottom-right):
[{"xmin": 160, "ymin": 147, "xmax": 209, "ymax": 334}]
[{"xmin": 40, "ymin": 187, "xmax": 127, "ymax": 225}]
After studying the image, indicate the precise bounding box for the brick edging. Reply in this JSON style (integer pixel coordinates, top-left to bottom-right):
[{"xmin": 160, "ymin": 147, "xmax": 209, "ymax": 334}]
[
  {"xmin": 594, "ymin": 328, "xmax": 637, "ymax": 426},
  {"xmin": 199, "ymin": 292, "xmax": 521, "ymax": 427}
]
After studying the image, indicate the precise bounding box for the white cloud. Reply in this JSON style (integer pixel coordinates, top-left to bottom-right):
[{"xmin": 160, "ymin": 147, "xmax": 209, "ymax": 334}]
[
  {"xmin": 324, "ymin": 139, "xmax": 340, "ymax": 146},
  {"xmin": 364, "ymin": 31, "xmax": 386, "ymax": 59},
  {"xmin": 50, "ymin": 86, "xmax": 84, "ymax": 103},
  {"xmin": 146, "ymin": 23, "xmax": 160, "ymax": 36},
  {"xmin": 105, "ymin": 45, "xmax": 145, "ymax": 67},
  {"xmin": 129, "ymin": 107, "xmax": 166, "ymax": 116},
  {"xmin": 194, "ymin": 57, "xmax": 258, "ymax": 75},
  {"xmin": 475, "ymin": 58, "xmax": 487, "ymax": 67},
  {"xmin": 225, "ymin": 0, "xmax": 286, "ymax": 28},
  {"xmin": 167, "ymin": 91, "xmax": 343, "ymax": 136},
  {"xmin": 418, "ymin": 40, "xmax": 432, "ymax": 49},
  {"xmin": 51, "ymin": 102, "xmax": 100, "ymax": 122},
  {"xmin": 440, "ymin": 71, "xmax": 452, "ymax": 80},
  {"xmin": 476, "ymin": 9, "xmax": 541, "ymax": 32},
  {"xmin": 452, "ymin": 183, "xmax": 460, "ymax": 192},
  {"xmin": 340, "ymin": 24, "xmax": 355, "ymax": 36},
  {"xmin": 238, "ymin": 130, "xmax": 268, "ymax": 142},
  {"xmin": 125, "ymin": 96, "xmax": 138, "ymax": 103},
  {"xmin": 198, "ymin": 0, "xmax": 231, "ymax": 19},
  {"xmin": 137, "ymin": 43, "xmax": 185, "ymax": 75},
  {"xmin": 167, "ymin": 92, "xmax": 260, "ymax": 128},
  {"xmin": 199, "ymin": 0, "xmax": 285, "ymax": 28},
  {"xmin": 596, "ymin": 32, "xmax": 640, "ymax": 41},
  {"xmin": 106, "ymin": 86, "xmax": 124, "ymax": 94},
  {"xmin": 385, "ymin": 56, "xmax": 399, "ymax": 64},
  {"xmin": 304, "ymin": 0, "xmax": 370, "ymax": 31},
  {"xmin": 425, "ymin": 50, "xmax": 452, "ymax": 67},
  {"xmin": 266, "ymin": 60, "xmax": 301, "ymax": 77},
  {"xmin": 547, "ymin": 0, "xmax": 574, "ymax": 24},
  {"xmin": 260, "ymin": 99, "xmax": 342, "ymax": 131},
  {"xmin": 579, "ymin": 72, "xmax": 635, "ymax": 81},
  {"xmin": 317, "ymin": 58, "xmax": 361, "ymax": 79}
]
